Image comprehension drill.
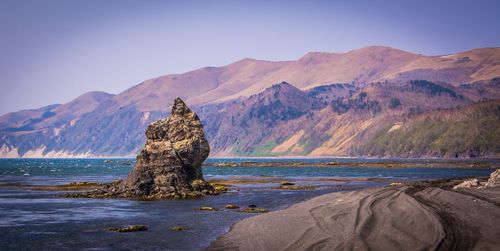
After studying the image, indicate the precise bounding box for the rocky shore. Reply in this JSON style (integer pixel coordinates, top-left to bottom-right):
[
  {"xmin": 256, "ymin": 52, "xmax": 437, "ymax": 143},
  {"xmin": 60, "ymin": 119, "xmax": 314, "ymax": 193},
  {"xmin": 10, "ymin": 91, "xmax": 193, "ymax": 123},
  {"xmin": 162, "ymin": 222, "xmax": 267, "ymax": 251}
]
[{"xmin": 208, "ymin": 170, "xmax": 500, "ymax": 251}]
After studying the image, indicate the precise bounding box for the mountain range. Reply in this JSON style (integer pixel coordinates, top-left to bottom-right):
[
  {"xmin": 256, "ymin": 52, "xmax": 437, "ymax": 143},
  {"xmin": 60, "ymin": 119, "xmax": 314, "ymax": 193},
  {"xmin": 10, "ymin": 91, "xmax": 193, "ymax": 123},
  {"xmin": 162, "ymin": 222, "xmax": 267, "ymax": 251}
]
[{"xmin": 1, "ymin": 46, "xmax": 499, "ymax": 158}]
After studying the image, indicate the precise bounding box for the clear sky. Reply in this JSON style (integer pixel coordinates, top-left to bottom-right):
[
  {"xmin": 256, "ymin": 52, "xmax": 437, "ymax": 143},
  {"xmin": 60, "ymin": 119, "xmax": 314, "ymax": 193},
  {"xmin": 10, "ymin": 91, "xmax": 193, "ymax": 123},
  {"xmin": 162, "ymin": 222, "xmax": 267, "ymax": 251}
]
[{"xmin": 1, "ymin": 0, "xmax": 499, "ymax": 115}]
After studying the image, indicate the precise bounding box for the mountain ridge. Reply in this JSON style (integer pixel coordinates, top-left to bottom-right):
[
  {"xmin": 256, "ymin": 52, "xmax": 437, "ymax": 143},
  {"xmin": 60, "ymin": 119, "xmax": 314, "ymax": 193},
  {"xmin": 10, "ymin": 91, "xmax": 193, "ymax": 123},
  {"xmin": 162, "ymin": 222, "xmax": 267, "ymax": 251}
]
[{"xmin": 1, "ymin": 46, "xmax": 499, "ymax": 158}]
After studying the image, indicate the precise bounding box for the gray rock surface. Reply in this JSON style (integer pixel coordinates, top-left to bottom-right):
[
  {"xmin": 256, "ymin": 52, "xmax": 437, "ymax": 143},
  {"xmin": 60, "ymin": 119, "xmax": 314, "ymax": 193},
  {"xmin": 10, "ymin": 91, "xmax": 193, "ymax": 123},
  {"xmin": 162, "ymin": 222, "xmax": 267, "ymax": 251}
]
[
  {"xmin": 453, "ymin": 169, "xmax": 500, "ymax": 190},
  {"xmin": 485, "ymin": 169, "xmax": 500, "ymax": 188},
  {"xmin": 208, "ymin": 181, "xmax": 500, "ymax": 251},
  {"xmin": 453, "ymin": 178, "xmax": 480, "ymax": 189}
]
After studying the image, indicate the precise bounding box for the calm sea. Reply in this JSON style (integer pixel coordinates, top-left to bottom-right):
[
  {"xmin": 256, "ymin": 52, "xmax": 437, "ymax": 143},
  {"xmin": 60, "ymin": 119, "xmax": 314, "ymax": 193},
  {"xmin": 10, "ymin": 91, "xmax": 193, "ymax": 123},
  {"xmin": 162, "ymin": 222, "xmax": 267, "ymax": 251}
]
[{"xmin": 0, "ymin": 158, "xmax": 496, "ymax": 250}]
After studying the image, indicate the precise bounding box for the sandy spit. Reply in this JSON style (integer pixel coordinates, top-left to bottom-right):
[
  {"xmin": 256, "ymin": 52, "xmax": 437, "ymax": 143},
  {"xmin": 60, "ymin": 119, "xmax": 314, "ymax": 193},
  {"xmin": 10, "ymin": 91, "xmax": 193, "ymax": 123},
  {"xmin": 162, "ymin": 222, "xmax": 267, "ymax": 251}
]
[{"xmin": 208, "ymin": 180, "xmax": 500, "ymax": 251}]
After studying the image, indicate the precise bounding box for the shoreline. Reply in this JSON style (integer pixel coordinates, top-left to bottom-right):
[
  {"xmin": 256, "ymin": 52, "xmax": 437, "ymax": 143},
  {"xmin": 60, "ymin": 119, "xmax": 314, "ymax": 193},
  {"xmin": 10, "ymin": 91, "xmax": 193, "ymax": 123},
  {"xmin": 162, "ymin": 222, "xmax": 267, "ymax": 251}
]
[
  {"xmin": 207, "ymin": 176, "xmax": 500, "ymax": 250},
  {"xmin": 206, "ymin": 161, "xmax": 499, "ymax": 169},
  {"xmin": 1, "ymin": 156, "xmax": 499, "ymax": 160}
]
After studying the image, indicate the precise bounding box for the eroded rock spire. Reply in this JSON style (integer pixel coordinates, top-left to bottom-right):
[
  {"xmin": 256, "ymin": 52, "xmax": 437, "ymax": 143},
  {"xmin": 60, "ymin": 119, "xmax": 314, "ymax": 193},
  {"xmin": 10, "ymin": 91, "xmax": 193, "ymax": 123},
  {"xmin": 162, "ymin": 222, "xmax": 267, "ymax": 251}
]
[{"xmin": 76, "ymin": 97, "xmax": 219, "ymax": 199}]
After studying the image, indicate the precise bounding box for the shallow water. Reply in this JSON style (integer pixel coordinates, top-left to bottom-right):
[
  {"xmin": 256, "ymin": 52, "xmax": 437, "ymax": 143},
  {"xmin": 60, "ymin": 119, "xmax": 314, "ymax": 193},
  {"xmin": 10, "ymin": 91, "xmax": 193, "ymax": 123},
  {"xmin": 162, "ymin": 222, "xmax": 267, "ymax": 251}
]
[{"xmin": 0, "ymin": 158, "xmax": 496, "ymax": 250}]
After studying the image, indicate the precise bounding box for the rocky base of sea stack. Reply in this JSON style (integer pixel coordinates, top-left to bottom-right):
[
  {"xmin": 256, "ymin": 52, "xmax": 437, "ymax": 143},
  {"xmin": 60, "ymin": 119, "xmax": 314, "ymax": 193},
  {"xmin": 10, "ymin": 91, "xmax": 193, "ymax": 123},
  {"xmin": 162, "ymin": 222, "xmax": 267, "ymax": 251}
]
[{"xmin": 65, "ymin": 179, "xmax": 227, "ymax": 200}]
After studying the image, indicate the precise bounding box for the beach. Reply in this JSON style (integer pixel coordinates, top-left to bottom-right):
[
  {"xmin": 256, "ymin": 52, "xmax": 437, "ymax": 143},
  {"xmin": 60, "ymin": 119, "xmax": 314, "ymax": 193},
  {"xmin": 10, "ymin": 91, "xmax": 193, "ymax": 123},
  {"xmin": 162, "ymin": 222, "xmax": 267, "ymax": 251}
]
[{"xmin": 208, "ymin": 177, "xmax": 500, "ymax": 251}]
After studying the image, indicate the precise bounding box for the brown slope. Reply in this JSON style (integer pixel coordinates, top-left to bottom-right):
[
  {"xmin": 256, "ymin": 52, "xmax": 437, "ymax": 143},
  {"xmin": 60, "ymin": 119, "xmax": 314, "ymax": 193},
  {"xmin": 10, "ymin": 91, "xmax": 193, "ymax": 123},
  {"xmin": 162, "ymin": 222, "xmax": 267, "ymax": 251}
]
[
  {"xmin": 0, "ymin": 104, "xmax": 61, "ymax": 128},
  {"xmin": 0, "ymin": 91, "xmax": 113, "ymax": 131},
  {"xmin": 114, "ymin": 59, "xmax": 289, "ymax": 112},
  {"xmin": 51, "ymin": 91, "xmax": 115, "ymax": 118},
  {"xmin": 389, "ymin": 47, "xmax": 500, "ymax": 84},
  {"xmin": 111, "ymin": 46, "xmax": 500, "ymax": 112}
]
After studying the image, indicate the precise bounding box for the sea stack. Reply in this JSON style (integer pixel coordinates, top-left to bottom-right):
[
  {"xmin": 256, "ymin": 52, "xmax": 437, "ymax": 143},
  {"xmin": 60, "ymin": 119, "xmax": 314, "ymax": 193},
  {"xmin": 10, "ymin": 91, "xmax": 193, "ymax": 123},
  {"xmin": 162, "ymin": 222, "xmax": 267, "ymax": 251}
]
[
  {"xmin": 85, "ymin": 98, "xmax": 217, "ymax": 199},
  {"xmin": 119, "ymin": 97, "xmax": 214, "ymax": 198}
]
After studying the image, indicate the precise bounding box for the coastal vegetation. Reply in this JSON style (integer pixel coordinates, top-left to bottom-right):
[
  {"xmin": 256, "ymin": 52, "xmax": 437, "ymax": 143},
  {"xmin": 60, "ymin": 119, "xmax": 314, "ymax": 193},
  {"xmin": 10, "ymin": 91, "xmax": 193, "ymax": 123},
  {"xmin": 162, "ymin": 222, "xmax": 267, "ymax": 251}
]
[{"xmin": 358, "ymin": 101, "xmax": 500, "ymax": 157}]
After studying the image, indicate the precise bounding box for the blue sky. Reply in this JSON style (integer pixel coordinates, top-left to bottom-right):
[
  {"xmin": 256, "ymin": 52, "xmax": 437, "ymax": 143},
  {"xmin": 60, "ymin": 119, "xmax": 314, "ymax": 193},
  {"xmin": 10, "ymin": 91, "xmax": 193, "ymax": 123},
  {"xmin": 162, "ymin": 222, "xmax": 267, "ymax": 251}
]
[{"xmin": 1, "ymin": 0, "xmax": 499, "ymax": 115}]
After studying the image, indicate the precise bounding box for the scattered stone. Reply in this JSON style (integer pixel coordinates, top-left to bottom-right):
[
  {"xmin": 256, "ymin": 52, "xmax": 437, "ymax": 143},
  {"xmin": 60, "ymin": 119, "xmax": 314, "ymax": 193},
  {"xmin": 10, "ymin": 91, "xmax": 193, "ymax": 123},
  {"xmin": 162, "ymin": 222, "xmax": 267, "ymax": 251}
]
[
  {"xmin": 195, "ymin": 206, "xmax": 218, "ymax": 211},
  {"xmin": 213, "ymin": 185, "xmax": 229, "ymax": 193},
  {"xmin": 171, "ymin": 226, "xmax": 185, "ymax": 231},
  {"xmin": 453, "ymin": 178, "xmax": 480, "ymax": 189},
  {"xmin": 118, "ymin": 160, "xmax": 132, "ymax": 166},
  {"xmin": 238, "ymin": 208, "xmax": 269, "ymax": 213},
  {"xmin": 224, "ymin": 204, "xmax": 240, "ymax": 209},
  {"xmin": 108, "ymin": 225, "xmax": 147, "ymax": 232},
  {"xmin": 485, "ymin": 169, "xmax": 500, "ymax": 188}
]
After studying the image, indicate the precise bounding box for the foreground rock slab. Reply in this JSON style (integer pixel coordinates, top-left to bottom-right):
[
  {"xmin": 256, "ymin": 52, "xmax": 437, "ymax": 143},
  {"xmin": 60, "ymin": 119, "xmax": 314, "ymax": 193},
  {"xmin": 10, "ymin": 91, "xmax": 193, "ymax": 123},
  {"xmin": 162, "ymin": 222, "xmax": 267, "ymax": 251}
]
[
  {"xmin": 208, "ymin": 178, "xmax": 500, "ymax": 251},
  {"xmin": 70, "ymin": 98, "xmax": 216, "ymax": 199}
]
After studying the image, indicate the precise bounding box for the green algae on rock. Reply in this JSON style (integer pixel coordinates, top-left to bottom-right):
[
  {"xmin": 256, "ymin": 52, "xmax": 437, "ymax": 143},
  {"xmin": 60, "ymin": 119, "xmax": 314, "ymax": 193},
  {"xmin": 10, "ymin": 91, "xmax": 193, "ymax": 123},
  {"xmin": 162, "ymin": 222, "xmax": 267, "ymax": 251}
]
[
  {"xmin": 195, "ymin": 206, "xmax": 218, "ymax": 211},
  {"xmin": 272, "ymin": 185, "xmax": 317, "ymax": 190},
  {"xmin": 108, "ymin": 225, "xmax": 148, "ymax": 232},
  {"xmin": 29, "ymin": 181, "xmax": 106, "ymax": 191},
  {"xmin": 171, "ymin": 226, "xmax": 186, "ymax": 231},
  {"xmin": 238, "ymin": 208, "xmax": 270, "ymax": 213}
]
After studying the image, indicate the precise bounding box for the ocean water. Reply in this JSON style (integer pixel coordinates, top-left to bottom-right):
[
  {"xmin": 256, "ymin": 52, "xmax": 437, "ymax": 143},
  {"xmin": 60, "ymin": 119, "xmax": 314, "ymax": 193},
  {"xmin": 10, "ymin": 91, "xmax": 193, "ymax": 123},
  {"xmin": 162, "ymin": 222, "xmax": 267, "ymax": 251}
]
[{"xmin": 0, "ymin": 158, "xmax": 496, "ymax": 250}]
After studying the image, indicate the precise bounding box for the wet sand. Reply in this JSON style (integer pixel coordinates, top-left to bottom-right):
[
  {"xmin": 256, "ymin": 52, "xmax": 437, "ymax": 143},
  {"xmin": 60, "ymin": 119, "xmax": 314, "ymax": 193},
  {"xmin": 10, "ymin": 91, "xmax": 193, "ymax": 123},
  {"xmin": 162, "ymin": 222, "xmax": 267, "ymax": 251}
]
[{"xmin": 208, "ymin": 178, "xmax": 500, "ymax": 251}]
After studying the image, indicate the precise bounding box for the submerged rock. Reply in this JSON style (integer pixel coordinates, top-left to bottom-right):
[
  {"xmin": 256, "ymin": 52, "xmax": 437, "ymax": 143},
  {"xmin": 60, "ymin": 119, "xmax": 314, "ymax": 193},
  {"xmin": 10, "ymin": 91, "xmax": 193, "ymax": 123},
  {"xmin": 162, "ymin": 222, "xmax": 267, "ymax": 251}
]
[
  {"xmin": 73, "ymin": 98, "xmax": 217, "ymax": 199},
  {"xmin": 108, "ymin": 225, "xmax": 148, "ymax": 232},
  {"xmin": 272, "ymin": 185, "xmax": 317, "ymax": 190},
  {"xmin": 224, "ymin": 204, "xmax": 240, "ymax": 209},
  {"xmin": 238, "ymin": 207, "xmax": 269, "ymax": 213},
  {"xmin": 171, "ymin": 226, "xmax": 186, "ymax": 231},
  {"xmin": 195, "ymin": 206, "xmax": 218, "ymax": 211}
]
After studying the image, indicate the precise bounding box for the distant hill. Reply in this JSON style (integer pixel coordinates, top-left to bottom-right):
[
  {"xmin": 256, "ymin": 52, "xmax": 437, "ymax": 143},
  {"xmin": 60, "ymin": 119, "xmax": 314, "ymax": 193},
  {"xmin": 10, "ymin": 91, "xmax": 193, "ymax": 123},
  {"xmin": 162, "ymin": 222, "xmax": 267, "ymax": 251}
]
[
  {"xmin": 1, "ymin": 46, "xmax": 499, "ymax": 158},
  {"xmin": 356, "ymin": 100, "xmax": 500, "ymax": 157}
]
